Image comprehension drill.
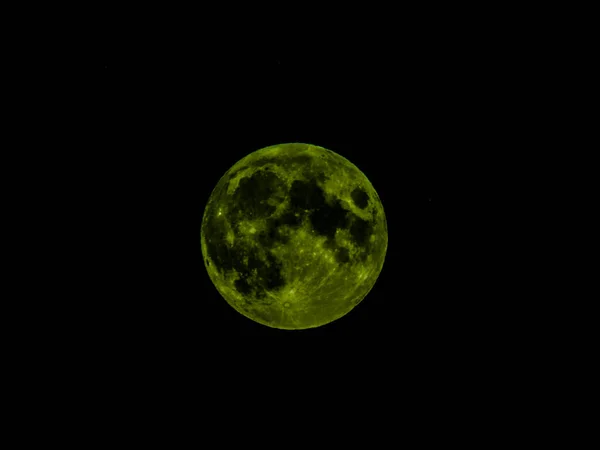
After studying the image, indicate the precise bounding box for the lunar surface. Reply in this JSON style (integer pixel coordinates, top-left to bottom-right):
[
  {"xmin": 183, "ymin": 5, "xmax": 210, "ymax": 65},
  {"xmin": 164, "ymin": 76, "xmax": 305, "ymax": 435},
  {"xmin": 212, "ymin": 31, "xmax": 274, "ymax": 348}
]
[{"xmin": 201, "ymin": 143, "xmax": 388, "ymax": 329}]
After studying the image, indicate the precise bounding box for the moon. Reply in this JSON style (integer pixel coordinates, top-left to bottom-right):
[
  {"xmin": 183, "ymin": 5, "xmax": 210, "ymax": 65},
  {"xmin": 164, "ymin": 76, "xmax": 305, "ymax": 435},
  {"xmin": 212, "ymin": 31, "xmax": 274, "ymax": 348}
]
[{"xmin": 201, "ymin": 143, "xmax": 388, "ymax": 330}]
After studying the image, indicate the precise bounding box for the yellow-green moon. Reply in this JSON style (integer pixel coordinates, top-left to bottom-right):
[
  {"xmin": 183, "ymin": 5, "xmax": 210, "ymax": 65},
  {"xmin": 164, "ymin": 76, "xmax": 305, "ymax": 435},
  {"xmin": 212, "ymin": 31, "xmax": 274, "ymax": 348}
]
[{"xmin": 201, "ymin": 143, "xmax": 388, "ymax": 330}]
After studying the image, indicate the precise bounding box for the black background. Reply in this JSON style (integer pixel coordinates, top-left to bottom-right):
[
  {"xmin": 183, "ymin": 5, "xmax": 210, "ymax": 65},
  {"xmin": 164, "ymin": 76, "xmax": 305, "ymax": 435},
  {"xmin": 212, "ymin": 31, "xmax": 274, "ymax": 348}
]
[
  {"xmin": 11, "ymin": 7, "xmax": 578, "ymax": 441},
  {"xmin": 26, "ymin": 8, "xmax": 573, "ymax": 440},
  {"xmin": 95, "ymin": 10, "xmax": 535, "ymax": 350}
]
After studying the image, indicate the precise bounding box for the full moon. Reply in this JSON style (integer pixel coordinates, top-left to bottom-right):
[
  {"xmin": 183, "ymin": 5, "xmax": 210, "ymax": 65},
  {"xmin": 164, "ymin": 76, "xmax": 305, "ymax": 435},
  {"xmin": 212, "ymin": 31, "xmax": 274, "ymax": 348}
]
[{"xmin": 201, "ymin": 143, "xmax": 388, "ymax": 330}]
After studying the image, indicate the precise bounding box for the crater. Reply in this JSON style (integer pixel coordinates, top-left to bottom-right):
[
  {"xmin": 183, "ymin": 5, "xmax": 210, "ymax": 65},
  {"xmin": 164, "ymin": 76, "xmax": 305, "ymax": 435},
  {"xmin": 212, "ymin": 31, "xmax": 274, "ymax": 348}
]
[
  {"xmin": 351, "ymin": 187, "xmax": 370, "ymax": 209},
  {"xmin": 230, "ymin": 169, "xmax": 285, "ymax": 219},
  {"xmin": 204, "ymin": 213, "xmax": 287, "ymax": 299},
  {"xmin": 289, "ymin": 179, "xmax": 326, "ymax": 212},
  {"xmin": 259, "ymin": 254, "xmax": 286, "ymax": 293},
  {"xmin": 335, "ymin": 247, "xmax": 351, "ymax": 264},
  {"xmin": 258, "ymin": 212, "xmax": 303, "ymax": 247},
  {"xmin": 349, "ymin": 216, "xmax": 374, "ymax": 249},
  {"xmin": 321, "ymin": 238, "xmax": 351, "ymax": 265},
  {"xmin": 235, "ymin": 277, "xmax": 253, "ymax": 295},
  {"xmin": 204, "ymin": 225, "xmax": 234, "ymax": 273},
  {"xmin": 310, "ymin": 200, "xmax": 349, "ymax": 241}
]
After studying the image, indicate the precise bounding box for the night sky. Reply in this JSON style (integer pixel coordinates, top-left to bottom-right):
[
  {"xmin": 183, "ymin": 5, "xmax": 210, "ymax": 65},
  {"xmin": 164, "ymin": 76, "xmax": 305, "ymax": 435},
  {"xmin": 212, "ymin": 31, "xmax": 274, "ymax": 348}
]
[{"xmin": 96, "ymin": 12, "xmax": 522, "ymax": 347}]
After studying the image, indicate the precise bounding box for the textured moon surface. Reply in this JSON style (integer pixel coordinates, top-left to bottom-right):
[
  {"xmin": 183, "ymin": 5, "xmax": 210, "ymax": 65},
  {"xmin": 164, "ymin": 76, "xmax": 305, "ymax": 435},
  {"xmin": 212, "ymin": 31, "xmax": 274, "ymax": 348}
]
[{"xmin": 201, "ymin": 143, "xmax": 388, "ymax": 330}]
